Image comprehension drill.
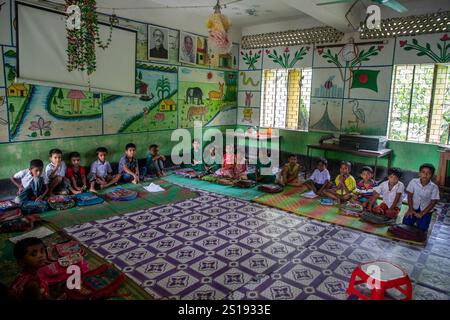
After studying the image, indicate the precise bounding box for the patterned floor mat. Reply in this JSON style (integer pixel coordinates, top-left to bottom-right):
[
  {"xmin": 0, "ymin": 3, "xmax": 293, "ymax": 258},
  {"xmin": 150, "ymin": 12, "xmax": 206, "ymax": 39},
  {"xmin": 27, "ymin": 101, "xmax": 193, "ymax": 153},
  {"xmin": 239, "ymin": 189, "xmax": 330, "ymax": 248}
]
[
  {"xmin": 253, "ymin": 186, "xmax": 435, "ymax": 245},
  {"xmin": 64, "ymin": 191, "xmax": 450, "ymax": 300}
]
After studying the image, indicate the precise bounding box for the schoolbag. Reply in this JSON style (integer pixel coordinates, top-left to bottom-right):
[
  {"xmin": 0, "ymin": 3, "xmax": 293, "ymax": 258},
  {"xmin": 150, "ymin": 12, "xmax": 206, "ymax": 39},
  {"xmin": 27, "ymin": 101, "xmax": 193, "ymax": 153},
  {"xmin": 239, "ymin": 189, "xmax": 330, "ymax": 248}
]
[
  {"xmin": 47, "ymin": 195, "xmax": 76, "ymax": 211},
  {"xmin": 21, "ymin": 200, "xmax": 49, "ymax": 214},
  {"xmin": 64, "ymin": 264, "xmax": 126, "ymax": 300},
  {"xmin": 340, "ymin": 202, "xmax": 363, "ymax": 217},
  {"xmin": 388, "ymin": 224, "xmax": 427, "ymax": 242},
  {"xmin": 105, "ymin": 187, "xmax": 138, "ymax": 201},
  {"xmin": 0, "ymin": 199, "xmax": 19, "ymax": 212},
  {"xmin": 257, "ymin": 184, "xmax": 283, "ymax": 193},
  {"xmin": 360, "ymin": 211, "xmax": 396, "ymax": 225},
  {"xmin": 75, "ymin": 192, "xmax": 104, "ymax": 206},
  {"xmin": 38, "ymin": 253, "xmax": 89, "ymax": 285},
  {"xmin": 47, "ymin": 239, "xmax": 86, "ymax": 261}
]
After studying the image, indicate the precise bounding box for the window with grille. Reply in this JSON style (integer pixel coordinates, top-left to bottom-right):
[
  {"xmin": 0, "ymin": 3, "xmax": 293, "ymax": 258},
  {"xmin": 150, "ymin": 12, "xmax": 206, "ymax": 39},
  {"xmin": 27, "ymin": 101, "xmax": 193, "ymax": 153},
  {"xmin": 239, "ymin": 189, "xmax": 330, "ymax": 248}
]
[
  {"xmin": 389, "ymin": 64, "xmax": 450, "ymax": 144},
  {"xmin": 260, "ymin": 68, "xmax": 312, "ymax": 130}
]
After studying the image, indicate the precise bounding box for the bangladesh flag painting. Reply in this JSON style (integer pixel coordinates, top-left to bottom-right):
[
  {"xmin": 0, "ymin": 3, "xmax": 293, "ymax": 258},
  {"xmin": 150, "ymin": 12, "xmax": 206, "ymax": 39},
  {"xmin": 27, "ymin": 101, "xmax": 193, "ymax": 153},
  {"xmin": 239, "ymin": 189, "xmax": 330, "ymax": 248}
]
[{"xmin": 350, "ymin": 69, "xmax": 380, "ymax": 92}]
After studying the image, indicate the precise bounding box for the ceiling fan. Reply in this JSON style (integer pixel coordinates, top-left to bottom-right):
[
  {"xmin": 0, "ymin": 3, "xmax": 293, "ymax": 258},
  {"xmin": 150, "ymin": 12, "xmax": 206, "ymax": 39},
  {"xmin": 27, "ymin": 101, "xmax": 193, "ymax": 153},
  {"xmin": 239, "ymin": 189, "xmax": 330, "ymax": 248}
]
[{"xmin": 316, "ymin": 0, "xmax": 408, "ymax": 13}]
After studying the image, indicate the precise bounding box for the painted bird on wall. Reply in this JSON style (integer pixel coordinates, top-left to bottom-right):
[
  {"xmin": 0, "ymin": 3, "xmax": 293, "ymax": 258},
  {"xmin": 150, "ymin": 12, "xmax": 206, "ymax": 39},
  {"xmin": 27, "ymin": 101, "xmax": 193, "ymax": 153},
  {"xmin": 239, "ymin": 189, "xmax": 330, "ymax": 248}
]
[{"xmin": 350, "ymin": 99, "xmax": 365, "ymax": 130}]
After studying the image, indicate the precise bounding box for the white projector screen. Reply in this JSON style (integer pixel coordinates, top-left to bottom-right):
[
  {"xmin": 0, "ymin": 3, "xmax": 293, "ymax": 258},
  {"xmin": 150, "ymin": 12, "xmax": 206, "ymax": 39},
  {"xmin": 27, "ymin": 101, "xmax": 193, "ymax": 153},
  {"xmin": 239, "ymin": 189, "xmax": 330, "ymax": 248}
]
[{"xmin": 17, "ymin": 2, "xmax": 136, "ymax": 95}]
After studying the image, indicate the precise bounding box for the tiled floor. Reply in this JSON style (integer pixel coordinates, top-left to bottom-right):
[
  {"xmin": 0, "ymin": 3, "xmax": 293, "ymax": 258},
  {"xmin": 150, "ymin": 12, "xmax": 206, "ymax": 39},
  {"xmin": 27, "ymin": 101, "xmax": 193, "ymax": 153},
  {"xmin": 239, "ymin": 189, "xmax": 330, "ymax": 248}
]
[{"xmin": 65, "ymin": 190, "xmax": 450, "ymax": 300}]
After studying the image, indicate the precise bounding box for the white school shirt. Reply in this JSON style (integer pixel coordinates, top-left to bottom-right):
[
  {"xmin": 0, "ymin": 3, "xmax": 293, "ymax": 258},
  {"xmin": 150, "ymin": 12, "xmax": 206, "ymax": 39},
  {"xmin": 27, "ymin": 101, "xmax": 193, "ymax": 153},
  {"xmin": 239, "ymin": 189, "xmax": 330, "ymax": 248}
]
[
  {"xmin": 374, "ymin": 180, "xmax": 405, "ymax": 209},
  {"xmin": 406, "ymin": 178, "xmax": 440, "ymax": 210},
  {"xmin": 309, "ymin": 169, "xmax": 331, "ymax": 184},
  {"xmin": 13, "ymin": 169, "xmax": 49, "ymax": 188},
  {"xmin": 45, "ymin": 161, "xmax": 67, "ymax": 179}
]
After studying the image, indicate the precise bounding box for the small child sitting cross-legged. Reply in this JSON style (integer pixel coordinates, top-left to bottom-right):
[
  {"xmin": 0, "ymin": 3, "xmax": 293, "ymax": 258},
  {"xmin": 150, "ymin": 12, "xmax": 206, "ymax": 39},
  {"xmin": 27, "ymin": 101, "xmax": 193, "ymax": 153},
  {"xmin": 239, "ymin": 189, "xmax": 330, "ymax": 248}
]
[
  {"xmin": 322, "ymin": 161, "xmax": 356, "ymax": 203},
  {"xmin": 119, "ymin": 143, "xmax": 146, "ymax": 184},
  {"xmin": 12, "ymin": 160, "xmax": 49, "ymax": 205},
  {"xmin": 368, "ymin": 168, "xmax": 404, "ymax": 219},
  {"xmin": 214, "ymin": 144, "xmax": 235, "ymax": 178},
  {"xmin": 9, "ymin": 237, "xmax": 50, "ymax": 300},
  {"xmin": 276, "ymin": 154, "xmax": 302, "ymax": 187},
  {"xmin": 351, "ymin": 166, "xmax": 376, "ymax": 209},
  {"xmin": 146, "ymin": 144, "xmax": 166, "ymax": 177},
  {"xmin": 88, "ymin": 147, "xmax": 121, "ymax": 193},
  {"xmin": 234, "ymin": 150, "xmax": 248, "ymax": 180},
  {"xmin": 45, "ymin": 149, "xmax": 78, "ymax": 195},
  {"xmin": 403, "ymin": 163, "xmax": 440, "ymax": 232},
  {"xmin": 304, "ymin": 158, "xmax": 330, "ymax": 195},
  {"xmin": 66, "ymin": 152, "xmax": 87, "ymax": 193},
  {"xmin": 204, "ymin": 145, "xmax": 221, "ymax": 174}
]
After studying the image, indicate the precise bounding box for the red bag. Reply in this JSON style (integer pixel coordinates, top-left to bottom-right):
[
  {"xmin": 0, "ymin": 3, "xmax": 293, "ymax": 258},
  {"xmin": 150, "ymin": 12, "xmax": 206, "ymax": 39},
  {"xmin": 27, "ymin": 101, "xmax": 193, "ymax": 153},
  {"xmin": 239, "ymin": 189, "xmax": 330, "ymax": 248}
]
[{"xmin": 64, "ymin": 264, "xmax": 126, "ymax": 300}]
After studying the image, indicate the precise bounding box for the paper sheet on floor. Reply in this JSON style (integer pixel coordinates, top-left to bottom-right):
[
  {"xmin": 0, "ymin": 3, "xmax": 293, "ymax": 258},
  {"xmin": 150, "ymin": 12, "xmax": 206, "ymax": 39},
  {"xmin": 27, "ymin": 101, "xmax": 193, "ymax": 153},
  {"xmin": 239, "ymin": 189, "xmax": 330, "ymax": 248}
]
[
  {"xmin": 302, "ymin": 190, "xmax": 318, "ymax": 198},
  {"xmin": 9, "ymin": 226, "xmax": 54, "ymax": 244},
  {"xmin": 143, "ymin": 183, "xmax": 165, "ymax": 193}
]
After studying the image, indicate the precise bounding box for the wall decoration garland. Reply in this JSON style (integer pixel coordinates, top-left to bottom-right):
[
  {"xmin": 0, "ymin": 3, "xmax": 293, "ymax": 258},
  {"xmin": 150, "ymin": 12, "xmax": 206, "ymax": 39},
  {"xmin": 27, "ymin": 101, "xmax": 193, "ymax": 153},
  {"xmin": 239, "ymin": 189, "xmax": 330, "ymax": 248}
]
[{"xmin": 65, "ymin": 0, "xmax": 118, "ymax": 76}]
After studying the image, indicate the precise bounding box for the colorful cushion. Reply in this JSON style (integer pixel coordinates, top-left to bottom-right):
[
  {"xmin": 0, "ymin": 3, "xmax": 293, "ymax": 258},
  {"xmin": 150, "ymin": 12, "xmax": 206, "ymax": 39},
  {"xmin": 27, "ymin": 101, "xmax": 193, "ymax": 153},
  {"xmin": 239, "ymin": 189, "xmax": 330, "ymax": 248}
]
[
  {"xmin": 21, "ymin": 200, "xmax": 49, "ymax": 214},
  {"xmin": 360, "ymin": 211, "xmax": 396, "ymax": 225},
  {"xmin": 75, "ymin": 192, "xmax": 104, "ymax": 206},
  {"xmin": 47, "ymin": 195, "xmax": 76, "ymax": 211},
  {"xmin": 105, "ymin": 187, "xmax": 138, "ymax": 201},
  {"xmin": 257, "ymin": 184, "xmax": 283, "ymax": 193},
  {"xmin": 0, "ymin": 199, "xmax": 19, "ymax": 212}
]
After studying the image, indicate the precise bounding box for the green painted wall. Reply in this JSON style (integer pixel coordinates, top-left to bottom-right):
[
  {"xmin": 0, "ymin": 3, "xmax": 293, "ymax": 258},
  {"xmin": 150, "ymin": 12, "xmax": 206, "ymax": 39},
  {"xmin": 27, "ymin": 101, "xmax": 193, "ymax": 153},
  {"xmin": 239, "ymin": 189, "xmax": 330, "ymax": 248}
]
[{"xmin": 0, "ymin": 125, "xmax": 235, "ymax": 180}]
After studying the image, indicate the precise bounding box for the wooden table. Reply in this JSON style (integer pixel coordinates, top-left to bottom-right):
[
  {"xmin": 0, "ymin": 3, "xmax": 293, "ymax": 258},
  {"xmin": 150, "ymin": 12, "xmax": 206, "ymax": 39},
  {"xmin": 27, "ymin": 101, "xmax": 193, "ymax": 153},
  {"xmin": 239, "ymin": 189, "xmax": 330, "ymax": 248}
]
[
  {"xmin": 437, "ymin": 148, "xmax": 450, "ymax": 187},
  {"xmin": 306, "ymin": 143, "xmax": 393, "ymax": 179}
]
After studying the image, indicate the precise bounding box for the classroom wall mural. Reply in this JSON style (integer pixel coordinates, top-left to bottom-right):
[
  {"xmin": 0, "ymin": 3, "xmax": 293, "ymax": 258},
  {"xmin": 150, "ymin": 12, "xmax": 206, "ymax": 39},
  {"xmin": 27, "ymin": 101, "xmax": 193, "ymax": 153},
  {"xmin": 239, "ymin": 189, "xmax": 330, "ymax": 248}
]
[
  {"xmin": 237, "ymin": 107, "xmax": 260, "ymax": 126},
  {"xmin": 395, "ymin": 33, "xmax": 450, "ymax": 64},
  {"xmin": 103, "ymin": 62, "xmax": 178, "ymax": 134},
  {"xmin": 309, "ymin": 98, "xmax": 342, "ymax": 133},
  {"xmin": 178, "ymin": 67, "xmax": 237, "ymax": 128},
  {"xmin": 312, "ymin": 68, "xmax": 345, "ymax": 98},
  {"xmin": 263, "ymin": 45, "xmax": 313, "ymax": 69},
  {"xmin": 238, "ymin": 91, "xmax": 261, "ymax": 109},
  {"xmin": 239, "ymin": 49, "xmax": 262, "ymax": 71},
  {"xmin": 3, "ymin": 47, "xmax": 103, "ymax": 142},
  {"xmin": 347, "ymin": 66, "xmax": 392, "ymax": 100},
  {"xmin": 238, "ymin": 70, "xmax": 262, "ymax": 91},
  {"xmin": 341, "ymin": 99, "xmax": 389, "ymax": 135}
]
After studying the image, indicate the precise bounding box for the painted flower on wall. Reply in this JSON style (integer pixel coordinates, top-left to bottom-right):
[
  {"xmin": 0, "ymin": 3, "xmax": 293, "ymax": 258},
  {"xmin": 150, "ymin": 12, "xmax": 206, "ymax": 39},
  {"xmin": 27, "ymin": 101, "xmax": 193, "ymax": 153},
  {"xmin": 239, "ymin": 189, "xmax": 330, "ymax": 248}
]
[
  {"xmin": 266, "ymin": 46, "xmax": 308, "ymax": 68},
  {"xmin": 28, "ymin": 116, "xmax": 52, "ymax": 137},
  {"xmin": 240, "ymin": 49, "xmax": 262, "ymax": 70},
  {"xmin": 400, "ymin": 34, "xmax": 450, "ymax": 63}
]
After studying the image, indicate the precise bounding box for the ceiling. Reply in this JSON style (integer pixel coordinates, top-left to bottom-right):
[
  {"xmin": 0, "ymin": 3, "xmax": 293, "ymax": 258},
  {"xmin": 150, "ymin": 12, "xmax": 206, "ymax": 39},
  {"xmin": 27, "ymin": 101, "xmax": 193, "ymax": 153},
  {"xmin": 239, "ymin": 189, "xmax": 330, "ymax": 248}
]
[{"xmin": 52, "ymin": 0, "xmax": 450, "ymax": 31}]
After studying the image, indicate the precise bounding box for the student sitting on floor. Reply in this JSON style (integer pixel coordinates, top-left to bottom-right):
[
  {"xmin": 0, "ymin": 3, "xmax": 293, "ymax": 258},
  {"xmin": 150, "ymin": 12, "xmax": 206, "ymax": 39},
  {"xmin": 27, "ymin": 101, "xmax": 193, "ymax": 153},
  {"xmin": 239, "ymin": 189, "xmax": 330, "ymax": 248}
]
[
  {"xmin": 88, "ymin": 147, "xmax": 120, "ymax": 193},
  {"xmin": 322, "ymin": 161, "xmax": 356, "ymax": 203},
  {"xmin": 9, "ymin": 237, "xmax": 50, "ymax": 300},
  {"xmin": 190, "ymin": 138, "xmax": 204, "ymax": 171},
  {"xmin": 66, "ymin": 152, "xmax": 87, "ymax": 193},
  {"xmin": 204, "ymin": 144, "xmax": 221, "ymax": 174},
  {"xmin": 214, "ymin": 144, "xmax": 235, "ymax": 178},
  {"xmin": 46, "ymin": 149, "xmax": 78, "ymax": 195},
  {"xmin": 303, "ymin": 158, "xmax": 330, "ymax": 195},
  {"xmin": 12, "ymin": 160, "xmax": 49, "ymax": 205},
  {"xmin": 403, "ymin": 163, "xmax": 440, "ymax": 232},
  {"xmin": 367, "ymin": 168, "xmax": 404, "ymax": 219},
  {"xmin": 275, "ymin": 154, "xmax": 302, "ymax": 187},
  {"xmin": 146, "ymin": 144, "xmax": 166, "ymax": 177},
  {"xmin": 234, "ymin": 150, "xmax": 248, "ymax": 180},
  {"xmin": 351, "ymin": 166, "xmax": 376, "ymax": 209},
  {"xmin": 118, "ymin": 143, "xmax": 146, "ymax": 184},
  {"xmin": 248, "ymin": 148, "xmax": 276, "ymax": 184}
]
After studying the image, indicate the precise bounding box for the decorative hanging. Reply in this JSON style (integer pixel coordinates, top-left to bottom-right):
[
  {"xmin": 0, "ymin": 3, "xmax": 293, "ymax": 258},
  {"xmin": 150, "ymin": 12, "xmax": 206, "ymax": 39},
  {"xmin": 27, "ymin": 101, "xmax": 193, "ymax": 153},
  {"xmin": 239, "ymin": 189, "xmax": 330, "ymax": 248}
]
[
  {"xmin": 65, "ymin": 0, "xmax": 117, "ymax": 78},
  {"xmin": 206, "ymin": 0, "xmax": 232, "ymax": 55}
]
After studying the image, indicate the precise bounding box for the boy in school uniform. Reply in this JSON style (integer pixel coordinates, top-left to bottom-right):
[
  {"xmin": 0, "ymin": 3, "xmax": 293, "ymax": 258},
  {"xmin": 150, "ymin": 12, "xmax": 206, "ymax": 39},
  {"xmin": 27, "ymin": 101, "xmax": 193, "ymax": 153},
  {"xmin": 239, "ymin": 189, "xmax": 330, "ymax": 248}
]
[
  {"xmin": 304, "ymin": 158, "xmax": 330, "ymax": 195},
  {"xmin": 146, "ymin": 144, "xmax": 166, "ymax": 177},
  {"xmin": 403, "ymin": 163, "xmax": 440, "ymax": 231},
  {"xmin": 88, "ymin": 147, "xmax": 121, "ymax": 193},
  {"xmin": 368, "ymin": 168, "xmax": 404, "ymax": 218},
  {"xmin": 45, "ymin": 149, "xmax": 78, "ymax": 195},
  {"xmin": 118, "ymin": 143, "xmax": 146, "ymax": 184},
  {"xmin": 322, "ymin": 161, "xmax": 356, "ymax": 203},
  {"xmin": 12, "ymin": 160, "xmax": 49, "ymax": 205},
  {"xmin": 66, "ymin": 152, "xmax": 87, "ymax": 193}
]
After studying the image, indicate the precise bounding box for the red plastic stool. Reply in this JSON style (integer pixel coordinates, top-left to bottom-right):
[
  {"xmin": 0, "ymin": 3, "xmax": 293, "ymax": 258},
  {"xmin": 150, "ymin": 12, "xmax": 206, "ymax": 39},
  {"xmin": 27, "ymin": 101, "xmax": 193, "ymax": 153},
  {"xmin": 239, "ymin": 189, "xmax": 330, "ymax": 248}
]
[{"xmin": 347, "ymin": 261, "xmax": 412, "ymax": 300}]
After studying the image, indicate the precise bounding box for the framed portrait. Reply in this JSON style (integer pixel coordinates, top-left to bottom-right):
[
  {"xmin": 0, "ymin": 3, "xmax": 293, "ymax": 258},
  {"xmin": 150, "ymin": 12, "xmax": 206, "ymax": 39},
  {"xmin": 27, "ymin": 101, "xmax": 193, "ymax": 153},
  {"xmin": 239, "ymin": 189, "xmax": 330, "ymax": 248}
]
[
  {"xmin": 148, "ymin": 25, "xmax": 169, "ymax": 61},
  {"xmin": 179, "ymin": 31, "xmax": 197, "ymax": 64}
]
